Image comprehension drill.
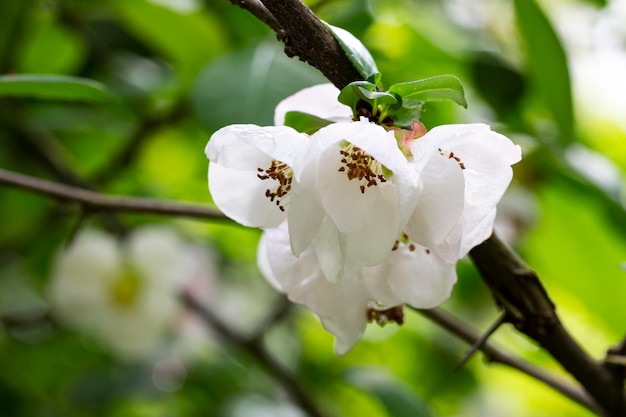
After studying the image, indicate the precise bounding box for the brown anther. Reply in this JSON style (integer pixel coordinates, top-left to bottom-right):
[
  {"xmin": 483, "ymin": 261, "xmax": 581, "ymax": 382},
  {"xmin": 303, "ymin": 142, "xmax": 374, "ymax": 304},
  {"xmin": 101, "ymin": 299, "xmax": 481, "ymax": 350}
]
[
  {"xmin": 448, "ymin": 151, "xmax": 466, "ymax": 170},
  {"xmin": 367, "ymin": 305, "xmax": 405, "ymax": 326},
  {"xmin": 338, "ymin": 145, "xmax": 388, "ymax": 194},
  {"xmin": 409, "ymin": 244, "xmax": 416, "ymax": 251},
  {"xmin": 425, "ymin": 248, "xmax": 431, "ymax": 254},
  {"xmin": 257, "ymin": 160, "xmax": 293, "ymax": 211}
]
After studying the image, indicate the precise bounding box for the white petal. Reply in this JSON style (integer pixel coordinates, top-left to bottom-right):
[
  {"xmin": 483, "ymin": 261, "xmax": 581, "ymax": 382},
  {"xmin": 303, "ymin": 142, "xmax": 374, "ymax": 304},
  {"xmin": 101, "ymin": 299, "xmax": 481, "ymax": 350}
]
[
  {"xmin": 274, "ymin": 84, "xmax": 353, "ymax": 126},
  {"xmin": 208, "ymin": 163, "xmax": 287, "ymax": 228},
  {"xmin": 405, "ymin": 155, "xmax": 465, "ymax": 249},
  {"xmin": 205, "ymin": 124, "xmax": 307, "ymax": 168},
  {"xmin": 258, "ymin": 223, "xmax": 320, "ymax": 291},
  {"xmin": 49, "ymin": 229, "xmax": 121, "ymax": 327},
  {"xmin": 287, "ymin": 165, "xmax": 325, "ymax": 256},
  {"xmin": 436, "ymin": 207, "xmax": 497, "ymax": 261},
  {"xmin": 258, "ymin": 222, "xmax": 369, "ymax": 354},
  {"xmin": 315, "ymin": 217, "xmax": 345, "ymax": 283},
  {"xmin": 385, "ymin": 245, "xmax": 457, "ymax": 309}
]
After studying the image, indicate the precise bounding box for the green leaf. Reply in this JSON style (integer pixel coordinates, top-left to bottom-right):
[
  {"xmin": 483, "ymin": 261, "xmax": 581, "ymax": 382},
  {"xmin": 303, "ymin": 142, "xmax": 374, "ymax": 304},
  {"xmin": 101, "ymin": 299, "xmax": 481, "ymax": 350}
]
[
  {"xmin": 326, "ymin": 23, "xmax": 378, "ymax": 79},
  {"xmin": 389, "ymin": 75, "xmax": 467, "ymax": 108},
  {"xmin": 346, "ymin": 368, "xmax": 433, "ymax": 417},
  {"xmin": 18, "ymin": 22, "xmax": 86, "ymax": 75},
  {"xmin": 0, "ymin": 75, "xmax": 110, "ymax": 102},
  {"xmin": 112, "ymin": 0, "xmax": 228, "ymax": 88},
  {"xmin": 337, "ymin": 80, "xmax": 376, "ymax": 110},
  {"xmin": 389, "ymin": 101, "xmax": 425, "ymax": 127},
  {"xmin": 191, "ymin": 41, "xmax": 327, "ymax": 130},
  {"xmin": 357, "ymin": 87, "xmax": 398, "ymax": 105},
  {"xmin": 515, "ymin": 0, "xmax": 574, "ymax": 142},
  {"xmin": 284, "ymin": 111, "xmax": 333, "ymax": 135}
]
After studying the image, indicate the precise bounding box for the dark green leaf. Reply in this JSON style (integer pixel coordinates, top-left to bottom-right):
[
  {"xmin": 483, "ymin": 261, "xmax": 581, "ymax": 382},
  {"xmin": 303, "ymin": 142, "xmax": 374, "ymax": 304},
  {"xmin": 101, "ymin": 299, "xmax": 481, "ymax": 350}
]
[
  {"xmin": 338, "ymin": 80, "xmax": 376, "ymax": 110},
  {"xmin": 326, "ymin": 23, "xmax": 378, "ymax": 79},
  {"xmin": 515, "ymin": 0, "xmax": 574, "ymax": 142},
  {"xmin": 390, "ymin": 101, "xmax": 425, "ymax": 127},
  {"xmin": 357, "ymin": 87, "xmax": 398, "ymax": 105},
  {"xmin": 284, "ymin": 111, "xmax": 333, "ymax": 134},
  {"xmin": 346, "ymin": 368, "xmax": 433, "ymax": 417},
  {"xmin": 0, "ymin": 75, "xmax": 110, "ymax": 102},
  {"xmin": 389, "ymin": 75, "xmax": 467, "ymax": 108},
  {"xmin": 191, "ymin": 41, "xmax": 326, "ymax": 130}
]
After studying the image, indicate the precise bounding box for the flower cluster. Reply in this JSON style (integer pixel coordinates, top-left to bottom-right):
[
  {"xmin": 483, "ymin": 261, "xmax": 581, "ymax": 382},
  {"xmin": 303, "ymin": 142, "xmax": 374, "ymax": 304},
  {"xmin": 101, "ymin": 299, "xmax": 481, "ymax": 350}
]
[{"xmin": 205, "ymin": 84, "xmax": 521, "ymax": 354}]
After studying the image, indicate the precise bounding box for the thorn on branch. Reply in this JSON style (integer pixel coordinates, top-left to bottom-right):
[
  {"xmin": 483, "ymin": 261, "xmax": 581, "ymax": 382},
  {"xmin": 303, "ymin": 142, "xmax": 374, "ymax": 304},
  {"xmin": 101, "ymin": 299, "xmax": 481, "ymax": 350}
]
[{"xmin": 455, "ymin": 312, "xmax": 507, "ymax": 371}]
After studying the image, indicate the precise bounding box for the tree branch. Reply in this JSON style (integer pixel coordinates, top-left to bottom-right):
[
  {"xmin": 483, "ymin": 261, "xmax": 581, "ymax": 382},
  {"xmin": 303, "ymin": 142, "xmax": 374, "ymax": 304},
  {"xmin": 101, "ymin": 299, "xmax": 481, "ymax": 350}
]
[
  {"xmin": 258, "ymin": 0, "xmax": 362, "ymax": 89},
  {"xmin": 181, "ymin": 291, "xmax": 327, "ymax": 417},
  {"xmin": 415, "ymin": 307, "xmax": 600, "ymax": 413},
  {"xmin": 228, "ymin": 0, "xmax": 282, "ymax": 33},
  {"xmin": 470, "ymin": 234, "xmax": 626, "ymax": 416},
  {"xmin": 0, "ymin": 168, "xmax": 228, "ymax": 222},
  {"xmin": 229, "ymin": 1, "xmax": 626, "ymax": 415}
]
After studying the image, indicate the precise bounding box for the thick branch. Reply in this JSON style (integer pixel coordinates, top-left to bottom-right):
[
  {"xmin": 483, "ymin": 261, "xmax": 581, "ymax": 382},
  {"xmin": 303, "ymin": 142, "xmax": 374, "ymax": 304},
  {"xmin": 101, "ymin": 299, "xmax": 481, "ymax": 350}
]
[
  {"xmin": 258, "ymin": 0, "xmax": 362, "ymax": 89},
  {"xmin": 470, "ymin": 235, "xmax": 626, "ymax": 416},
  {"xmin": 0, "ymin": 168, "xmax": 227, "ymax": 222},
  {"xmin": 416, "ymin": 307, "xmax": 599, "ymax": 413},
  {"xmin": 233, "ymin": 2, "xmax": 626, "ymax": 415},
  {"xmin": 228, "ymin": 0, "xmax": 282, "ymax": 33}
]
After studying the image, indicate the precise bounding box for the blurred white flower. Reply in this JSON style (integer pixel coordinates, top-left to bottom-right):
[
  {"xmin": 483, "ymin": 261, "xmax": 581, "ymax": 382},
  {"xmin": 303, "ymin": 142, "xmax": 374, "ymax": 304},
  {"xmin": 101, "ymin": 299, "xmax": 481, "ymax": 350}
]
[{"xmin": 49, "ymin": 226, "xmax": 212, "ymax": 359}]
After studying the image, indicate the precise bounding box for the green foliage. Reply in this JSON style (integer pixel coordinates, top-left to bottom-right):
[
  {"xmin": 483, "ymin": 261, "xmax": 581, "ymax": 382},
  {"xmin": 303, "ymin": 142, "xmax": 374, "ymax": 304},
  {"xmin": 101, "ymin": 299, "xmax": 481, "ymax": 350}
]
[
  {"xmin": 326, "ymin": 22, "xmax": 379, "ymax": 79},
  {"xmin": 191, "ymin": 41, "xmax": 326, "ymax": 130},
  {"xmin": 0, "ymin": 1, "xmax": 624, "ymax": 417},
  {"xmin": 338, "ymin": 74, "xmax": 466, "ymax": 127},
  {"xmin": 284, "ymin": 111, "xmax": 334, "ymax": 134},
  {"xmin": 346, "ymin": 368, "xmax": 433, "ymax": 417},
  {"xmin": 0, "ymin": 75, "xmax": 109, "ymax": 102},
  {"xmin": 515, "ymin": 0, "xmax": 574, "ymax": 142}
]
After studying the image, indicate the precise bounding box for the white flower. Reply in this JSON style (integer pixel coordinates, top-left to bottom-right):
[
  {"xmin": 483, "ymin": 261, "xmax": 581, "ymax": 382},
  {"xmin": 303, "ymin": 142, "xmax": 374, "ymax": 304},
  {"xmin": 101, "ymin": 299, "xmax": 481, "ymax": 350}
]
[
  {"xmin": 287, "ymin": 119, "xmax": 417, "ymax": 281},
  {"xmin": 407, "ymin": 123, "xmax": 522, "ymax": 262},
  {"xmin": 205, "ymin": 124, "xmax": 308, "ymax": 228},
  {"xmin": 273, "ymin": 83, "xmax": 353, "ymax": 126},
  {"xmin": 258, "ymin": 222, "xmax": 456, "ymax": 354},
  {"xmin": 48, "ymin": 226, "xmax": 202, "ymax": 359}
]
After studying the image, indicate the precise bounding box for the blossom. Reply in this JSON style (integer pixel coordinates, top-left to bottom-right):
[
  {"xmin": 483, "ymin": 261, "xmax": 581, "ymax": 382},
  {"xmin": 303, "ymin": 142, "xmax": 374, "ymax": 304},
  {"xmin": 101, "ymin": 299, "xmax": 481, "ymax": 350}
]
[
  {"xmin": 48, "ymin": 226, "xmax": 209, "ymax": 359},
  {"xmin": 287, "ymin": 119, "xmax": 418, "ymax": 281},
  {"xmin": 258, "ymin": 222, "xmax": 456, "ymax": 354},
  {"xmin": 205, "ymin": 82, "xmax": 522, "ymax": 353},
  {"xmin": 407, "ymin": 124, "xmax": 522, "ymax": 262},
  {"xmin": 205, "ymin": 124, "xmax": 308, "ymax": 228},
  {"xmin": 273, "ymin": 83, "xmax": 353, "ymax": 126}
]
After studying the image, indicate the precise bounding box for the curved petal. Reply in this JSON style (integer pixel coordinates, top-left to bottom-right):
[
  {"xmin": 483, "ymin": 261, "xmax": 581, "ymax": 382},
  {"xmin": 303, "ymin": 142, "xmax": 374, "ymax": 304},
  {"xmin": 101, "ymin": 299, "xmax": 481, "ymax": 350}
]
[
  {"xmin": 288, "ymin": 162, "xmax": 325, "ymax": 257},
  {"xmin": 436, "ymin": 207, "xmax": 497, "ymax": 261},
  {"xmin": 258, "ymin": 222, "xmax": 369, "ymax": 355},
  {"xmin": 274, "ymin": 84, "xmax": 353, "ymax": 126},
  {"xmin": 386, "ymin": 244, "xmax": 457, "ymax": 309},
  {"xmin": 208, "ymin": 163, "xmax": 287, "ymax": 228},
  {"xmin": 314, "ymin": 217, "xmax": 346, "ymax": 283},
  {"xmin": 405, "ymin": 155, "xmax": 465, "ymax": 249},
  {"xmin": 206, "ymin": 124, "xmax": 307, "ymax": 168}
]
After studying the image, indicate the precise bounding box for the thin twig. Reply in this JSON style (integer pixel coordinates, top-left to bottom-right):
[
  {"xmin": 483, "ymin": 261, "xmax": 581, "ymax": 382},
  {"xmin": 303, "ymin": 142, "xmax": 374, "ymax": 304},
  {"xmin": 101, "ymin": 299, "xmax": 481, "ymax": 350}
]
[
  {"xmin": 0, "ymin": 168, "xmax": 228, "ymax": 222},
  {"xmin": 454, "ymin": 312, "xmax": 507, "ymax": 371},
  {"xmin": 181, "ymin": 291, "xmax": 327, "ymax": 417},
  {"xmin": 415, "ymin": 307, "xmax": 600, "ymax": 414}
]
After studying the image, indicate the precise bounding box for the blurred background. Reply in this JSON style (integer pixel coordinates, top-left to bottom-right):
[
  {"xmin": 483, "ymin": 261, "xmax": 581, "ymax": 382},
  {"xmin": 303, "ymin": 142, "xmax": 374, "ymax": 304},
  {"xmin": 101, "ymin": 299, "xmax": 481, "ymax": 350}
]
[{"xmin": 0, "ymin": 0, "xmax": 625, "ymax": 416}]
